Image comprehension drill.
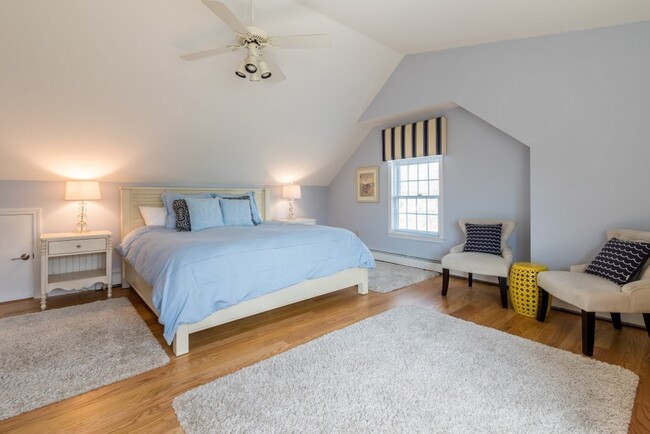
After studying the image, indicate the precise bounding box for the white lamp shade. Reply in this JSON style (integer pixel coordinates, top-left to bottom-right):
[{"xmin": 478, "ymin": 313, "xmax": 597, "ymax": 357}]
[
  {"xmin": 65, "ymin": 180, "xmax": 101, "ymax": 201},
  {"xmin": 282, "ymin": 184, "xmax": 301, "ymax": 200}
]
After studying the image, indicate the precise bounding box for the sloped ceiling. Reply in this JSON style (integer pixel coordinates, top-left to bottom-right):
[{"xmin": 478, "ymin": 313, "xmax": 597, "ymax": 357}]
[
  {"xmin": 296, "ymin": 0, "xmax": 650, "ymax": 54},
  {"xmin": 0, "ymin": 0, "xmax": 402, "ymax": 186},
  {"xmin": 2, "ymin": 1, "xmax": 649, "ymax": 187}
]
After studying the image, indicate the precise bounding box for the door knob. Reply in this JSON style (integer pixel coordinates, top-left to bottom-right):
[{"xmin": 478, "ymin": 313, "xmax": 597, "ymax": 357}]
[{"xmin": 11, "ymin": 253, "xmax": 31, "ymax": 261}]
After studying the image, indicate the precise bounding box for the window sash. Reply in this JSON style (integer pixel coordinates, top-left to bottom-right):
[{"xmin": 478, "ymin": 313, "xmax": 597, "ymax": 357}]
[{"xmin": 390, "ymin": 156, "xmax": 442, "ymax": 237}]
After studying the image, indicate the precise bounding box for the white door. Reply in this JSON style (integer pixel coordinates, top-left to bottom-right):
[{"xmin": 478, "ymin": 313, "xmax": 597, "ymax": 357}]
[{"xmin": 0, "ymin": 214, "xmax": 36, "ymax": 302}]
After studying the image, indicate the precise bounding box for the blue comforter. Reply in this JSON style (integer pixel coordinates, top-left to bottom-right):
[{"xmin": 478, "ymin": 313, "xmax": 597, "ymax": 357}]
[{"xmin": 117, "ymin": 222, "xmax": 375, "ymax": 343}]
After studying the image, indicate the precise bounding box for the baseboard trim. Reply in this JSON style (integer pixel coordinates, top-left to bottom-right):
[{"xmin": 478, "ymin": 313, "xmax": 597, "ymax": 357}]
[
  {"xmin": 371, "ymin": 250, "xmax": 441, "ymax": 272},
  {"xmin": 370, "ymin": 250, "xmax": 498, "ymax": 283},
  {"xmin": 112, "ymin": 270, "xmax": 122, "ymax": 286},
  {"xmin": 372, "ymin": 249, "xmax": 646, "ymax": 328}
]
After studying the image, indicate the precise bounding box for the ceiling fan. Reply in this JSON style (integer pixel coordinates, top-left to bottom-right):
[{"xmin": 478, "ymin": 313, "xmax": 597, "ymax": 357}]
[{"xmin": 181, "ymin": 0, "xmax": 330, "ymax": 82}]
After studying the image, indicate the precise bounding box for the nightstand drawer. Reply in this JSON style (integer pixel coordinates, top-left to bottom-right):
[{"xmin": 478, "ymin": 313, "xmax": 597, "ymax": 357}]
[{"xmin": 48, "ymin": 238, "xmax": 107, "ymax": 255}]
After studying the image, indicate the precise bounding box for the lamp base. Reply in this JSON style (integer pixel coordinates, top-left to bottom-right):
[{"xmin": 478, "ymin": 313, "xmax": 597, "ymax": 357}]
[
  {"xmin": 288, "ymin": 199, "xmax": 295, "ymax": 220},
  {"xmin": 77, "ymin": 201, "xmax": 89, "ymax": 232}
]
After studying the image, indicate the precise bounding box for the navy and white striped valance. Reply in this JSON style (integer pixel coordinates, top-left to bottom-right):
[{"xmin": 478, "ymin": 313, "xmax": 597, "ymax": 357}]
[{"xmin": 382, "ymin": 116, "xmax": 447, "ymax": 162}]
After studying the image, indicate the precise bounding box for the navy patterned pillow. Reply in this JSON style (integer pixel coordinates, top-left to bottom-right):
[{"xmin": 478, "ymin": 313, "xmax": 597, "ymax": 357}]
[
  {"xmin": 585, "ymin": 238, "xmax": 650, "ymax": 285},
  {"xmin": 463, "ymin": 223, "xmax": 503, "ymax": 256},
  {"xmin": 172, "ymin": 199, "xmax": 191, "ymax": 232}
]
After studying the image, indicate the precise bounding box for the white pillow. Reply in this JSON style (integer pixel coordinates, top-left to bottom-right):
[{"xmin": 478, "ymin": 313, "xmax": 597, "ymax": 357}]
[{"xmin": 139, "ymin": 206, "xmax": 166, "ymax": 226}]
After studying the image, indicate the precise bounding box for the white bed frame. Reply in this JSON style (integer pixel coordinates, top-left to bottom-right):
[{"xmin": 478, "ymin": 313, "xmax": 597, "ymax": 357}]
[{"xmin": 120, "ymin": 187, "xmax": 368, "ymax": 356}]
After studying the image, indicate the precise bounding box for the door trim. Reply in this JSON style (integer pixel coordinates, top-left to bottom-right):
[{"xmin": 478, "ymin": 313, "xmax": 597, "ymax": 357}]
[{"xmin": 0, "ymin": 208, "xmax": 42, "ymax": 298}]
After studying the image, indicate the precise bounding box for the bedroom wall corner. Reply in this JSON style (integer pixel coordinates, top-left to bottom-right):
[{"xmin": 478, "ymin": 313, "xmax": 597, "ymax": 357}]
[
  {"xmin": 327, "ymin": 107, "xmax": 530, "ymax": 263},
  {"xmin": 359, "ymin": 21, "xmax": 650, "ymax": 269}
]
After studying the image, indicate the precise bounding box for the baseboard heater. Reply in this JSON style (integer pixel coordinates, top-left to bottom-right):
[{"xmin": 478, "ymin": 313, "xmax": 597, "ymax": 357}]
[
  {"xmin": 370, "ymin": 249, "xmax": 498, "ymax": 284},
  {"xmin": 371, "ymin": 249, "xmax": 646, "ymax": 328}
]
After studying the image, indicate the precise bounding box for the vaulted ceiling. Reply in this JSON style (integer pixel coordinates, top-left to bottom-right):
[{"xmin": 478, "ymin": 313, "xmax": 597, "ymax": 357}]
[
  {"xmin": 1, "ymin": 1, "xmax": 649, "ymax": 186},
  {"xmin": 297, "ymin": 0, "xmax": 650, "ymax": 54}
]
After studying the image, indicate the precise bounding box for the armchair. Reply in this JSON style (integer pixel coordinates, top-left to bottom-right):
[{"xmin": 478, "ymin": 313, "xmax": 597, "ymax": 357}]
[
  {"xmin": 537, "ymin": 229, "xmax": 650, "ymax": 356},
  {"xmin": 441, "ymin": 219, "xmax": 517, "ymax": 308}
]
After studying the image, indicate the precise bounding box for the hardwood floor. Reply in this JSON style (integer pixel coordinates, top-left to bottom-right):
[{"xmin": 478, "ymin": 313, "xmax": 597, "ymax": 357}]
[{"xmin": 1, "ymin": 276, "xmax": 649, "ymax": 433}]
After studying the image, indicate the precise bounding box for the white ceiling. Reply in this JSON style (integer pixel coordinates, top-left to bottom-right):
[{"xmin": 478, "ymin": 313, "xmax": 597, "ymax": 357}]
[
  {"xmin": 0, "ymin": 0, "xmax": 401, "ymax": 185},
  {"xmin": 1, "ymin": 1, "xmax": 649, "ymax": 186},
  {"xmin": 296, "ymin": 0, "xmax": 650, "ymax": 54}
]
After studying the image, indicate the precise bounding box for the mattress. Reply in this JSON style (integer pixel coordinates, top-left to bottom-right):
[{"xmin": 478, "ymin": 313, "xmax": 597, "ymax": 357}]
[{"xmin": 117, "ymin": 222, "xmax": 375, "ymax": 343}]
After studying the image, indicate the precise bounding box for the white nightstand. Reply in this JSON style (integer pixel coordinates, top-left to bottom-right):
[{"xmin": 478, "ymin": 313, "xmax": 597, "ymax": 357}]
[
  {"xmin": 40, "ymin": 230, "xmax": 112, "ymax": 310},
  {"xmin": 273, "ymin": 218, "xmax": 317, "ymax": 225}
]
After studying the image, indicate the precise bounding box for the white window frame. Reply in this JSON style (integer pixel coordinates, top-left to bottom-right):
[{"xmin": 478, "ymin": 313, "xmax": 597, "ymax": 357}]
[{"xmin": 388, "ymin": 155, "xmax": 444, "ymax": 243}]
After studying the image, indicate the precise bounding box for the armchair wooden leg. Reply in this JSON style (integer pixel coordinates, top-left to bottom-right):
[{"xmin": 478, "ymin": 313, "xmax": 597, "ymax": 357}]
[
  {"xmin": 468, "ymin": 272, "xmax": 473, "ymax": 287},
  {"xmin": 537, "ymin": 289, "xmax": 549, "ymax": 322},
  {"xmin": 582, "ymin": 310, "xmax": 596, "ymax": 356},
  {"xmin": 610, "ymin": 313, "xmax": 622, "ymax": 330},
  {"xmin": 643, "ymin": 313, "xmax": 650, "ymax": 339},
  {"xmin": 442, "ymin": 268, "xmax": 450, "ymax": 296},
  {"xmin": 497, "ymin": 277, "xmax": 508, "ymax": 309}
]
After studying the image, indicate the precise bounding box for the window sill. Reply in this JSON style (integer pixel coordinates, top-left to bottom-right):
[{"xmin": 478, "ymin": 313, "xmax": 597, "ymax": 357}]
[{"xmin": 388, "ymin": 231, "xmax": 444, "ymax": 243}]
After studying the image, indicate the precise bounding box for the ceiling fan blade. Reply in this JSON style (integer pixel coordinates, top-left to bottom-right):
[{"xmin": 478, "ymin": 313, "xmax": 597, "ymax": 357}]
[
  {"xmin": 261, "ymin": 54, "xmax": 286, "ymax": 82},
  {"xmin": 201, "ymin": 0, "xmax": 248, "ymax": 34},
  {"xmin": 180, "ymin": 46, "xmax": 232, "ymax": 61},
  {"xmin": 270, "ymin": 34, "xmax": 330, "ymax": 49}
]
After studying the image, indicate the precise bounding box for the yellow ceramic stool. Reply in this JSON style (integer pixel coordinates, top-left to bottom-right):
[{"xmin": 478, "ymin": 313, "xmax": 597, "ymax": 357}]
[{"xmin": 509, "ymin": 262, "xmax": 549, "ymax": 318}]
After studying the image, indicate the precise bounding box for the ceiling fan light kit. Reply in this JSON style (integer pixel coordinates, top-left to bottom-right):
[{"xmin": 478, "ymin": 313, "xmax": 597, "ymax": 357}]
[
  {"xmin": 182, "ymin": 0, "xmax": 331, "ymax": 83},
  {"xmin": 244, "ymin": 53, "xmax": 259, "ymax": 74},
  {"xmin": 235, "ymin": 59, "xmax": 247, "ymax": 78},
  {"xmin": 258, "ymin": 60, "xmax": 271, "ymax": 79}
]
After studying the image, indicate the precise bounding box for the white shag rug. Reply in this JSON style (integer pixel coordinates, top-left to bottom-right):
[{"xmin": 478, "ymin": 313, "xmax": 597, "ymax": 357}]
[
  {"xmin": 369, "ymin": 260, "xmax": 438, "ymax": 293},
  {"xmin": 0, "ymin": 298, "xmax": 169, "ymax": 420},
  {"xmin": 173, "ymin": 306, "xmax": 638, "ymax": 434}
]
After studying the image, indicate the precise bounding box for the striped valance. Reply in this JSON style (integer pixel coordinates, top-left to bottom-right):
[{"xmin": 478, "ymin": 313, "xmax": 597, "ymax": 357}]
[{"xmin": 382, "ymin": 116, "xmax": 447, "ymax": 162}]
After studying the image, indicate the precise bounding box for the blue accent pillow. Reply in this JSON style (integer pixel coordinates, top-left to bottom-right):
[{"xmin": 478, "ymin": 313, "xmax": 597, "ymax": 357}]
[
  {"xmin": 585, "ymin": 238, "xmax": 650, "ymax": 285},
  {"xmin": 185, "ymin": 198, "xmax": 224, "ymax": 232},
  {"xmin": 463, "ymin": 223, "xmax": 503, "ymax": 256},
  {"xmin": 219, "ymin": 199, "xmax": 255, "ymax": 227},
  {"xmin": 162, "ymin": 191, "xmax": 212, "ymax": 229},
  {"xmin": 213, "ymin": 192, "xmax": 262, "ymax": 225}
]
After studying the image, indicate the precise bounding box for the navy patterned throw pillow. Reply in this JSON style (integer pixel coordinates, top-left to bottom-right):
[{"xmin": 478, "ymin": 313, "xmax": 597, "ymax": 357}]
[
  {"xmin": 463, "ymin": 223, "xmax": 503, "ymax": 256},
  {"xmin": 172, "ymin": 199, "xmax": 191, "ymax": 232},
  {"xmin": 585, "ymin": 238, "xmax": 650, "ymax": 285}
]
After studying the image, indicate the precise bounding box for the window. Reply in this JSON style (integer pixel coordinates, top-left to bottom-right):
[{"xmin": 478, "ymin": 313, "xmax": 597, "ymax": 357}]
[{"xmin": 389, "ymin": 155, "xmax": 442, "ymax": 241}]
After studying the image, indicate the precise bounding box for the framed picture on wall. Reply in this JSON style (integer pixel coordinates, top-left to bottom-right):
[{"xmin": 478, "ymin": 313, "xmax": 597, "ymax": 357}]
[{"xmin": 356, "ymin": 166, "xmax": 379, "ymax": 203}]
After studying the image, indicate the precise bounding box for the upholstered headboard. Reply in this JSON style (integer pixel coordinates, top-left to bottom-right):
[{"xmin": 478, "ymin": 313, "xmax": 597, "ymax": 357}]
[{"xmin": 119, "ymin": 187, "xmax": 271, "ymax": 239}]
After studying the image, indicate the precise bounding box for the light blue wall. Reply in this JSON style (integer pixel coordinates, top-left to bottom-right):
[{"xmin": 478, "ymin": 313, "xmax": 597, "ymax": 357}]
[
  {"xmin": 357, "ymin": 21, "xmax": 650, "ymax": 269},
  {"xmin": 268, "ymin": 185, "xmax": 329, "ymax": 224},
  {"xmin": 0, "ymin": 181, "xmax": 329, "ymax": 234},
  {"xmin": 328, "ymin": 107, "xmax": 530, "ymax": 262},
  {"xmin": 0, "ymin": 181, "xmax": 329, "ymax": 278}
]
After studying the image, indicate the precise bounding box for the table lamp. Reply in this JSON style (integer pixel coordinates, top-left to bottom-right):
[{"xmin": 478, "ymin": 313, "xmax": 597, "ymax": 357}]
[
  {"xmin": 281, "ymin": 184, "xmax": 301, "ymax": 220},
  {"xmin": 65, "ymin": 180, "xmax": 101, "ymax": 232}
]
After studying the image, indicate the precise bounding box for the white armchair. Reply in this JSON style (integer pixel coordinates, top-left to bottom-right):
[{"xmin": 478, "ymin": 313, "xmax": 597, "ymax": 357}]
[
  {"xmin": 441, "ymin": 219, "xmax": 517, "ymax": 308},
  {"xmin": 537, "ymin": 229, "xmax": 650, "ymax": 356}
]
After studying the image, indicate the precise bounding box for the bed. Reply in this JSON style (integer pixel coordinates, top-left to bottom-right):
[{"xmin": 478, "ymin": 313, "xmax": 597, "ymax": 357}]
[{"xmin": 118, "ymin": 187, "xmax": 373, "ymax": 356}]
